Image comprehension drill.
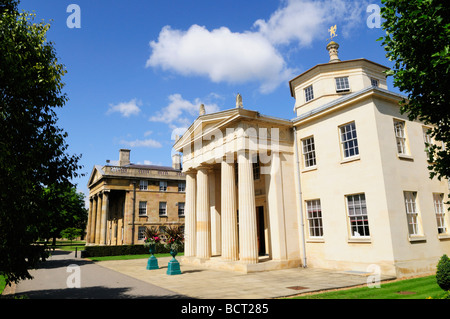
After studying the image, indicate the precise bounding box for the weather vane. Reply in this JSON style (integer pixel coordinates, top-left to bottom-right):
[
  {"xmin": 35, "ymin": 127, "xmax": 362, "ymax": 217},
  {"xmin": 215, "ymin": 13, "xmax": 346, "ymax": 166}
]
[{"xmin": 327, "ymin": 24, "xmax": 337, "ymax": 41}]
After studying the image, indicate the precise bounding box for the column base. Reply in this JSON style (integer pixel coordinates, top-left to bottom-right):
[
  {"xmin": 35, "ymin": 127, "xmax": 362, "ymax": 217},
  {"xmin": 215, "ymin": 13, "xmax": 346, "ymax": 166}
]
[{"xmin": 181, "ymin": 256, "xmax": 302, "ymax": 274}]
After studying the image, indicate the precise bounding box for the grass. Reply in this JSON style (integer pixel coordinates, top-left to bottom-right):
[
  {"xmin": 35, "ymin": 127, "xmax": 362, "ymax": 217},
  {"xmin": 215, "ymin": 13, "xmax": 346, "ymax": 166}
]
[{"xmin": 290, "ymin": 275, "xmax": 447, "ymax": 299}]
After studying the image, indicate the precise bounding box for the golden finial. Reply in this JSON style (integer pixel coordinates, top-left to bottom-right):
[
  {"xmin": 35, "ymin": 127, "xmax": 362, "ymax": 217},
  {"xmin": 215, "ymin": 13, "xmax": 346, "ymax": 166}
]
[{"xmin": 327, "ymin": 25, "xmax": 337, "ymax": 42}]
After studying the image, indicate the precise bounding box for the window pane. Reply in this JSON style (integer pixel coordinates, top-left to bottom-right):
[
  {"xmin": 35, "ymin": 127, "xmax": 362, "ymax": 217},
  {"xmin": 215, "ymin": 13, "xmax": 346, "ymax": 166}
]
[
  {"xmin": 340, "ymin": 122, "xmax": 359, "ymax": 158},
  {"xmin": 302, "ymin": 137, "xmax": 316, "ymax": 167},
  {"xmin": 306, "ymin": 199, "xmax": 323, "ymax": 238},
  {"xmin": 346, "ymin": 194, "xmax": 369, "ymax": 237}
]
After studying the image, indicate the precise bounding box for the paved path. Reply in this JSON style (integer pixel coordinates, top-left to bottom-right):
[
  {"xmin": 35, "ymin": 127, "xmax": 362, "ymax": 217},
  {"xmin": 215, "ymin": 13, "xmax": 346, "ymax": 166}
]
[
  {"xmin": 8, "ymin": 250, "xmax": 395, "ymax": 299},
  {"xmin": 11, "ymin": 250, "xmax": 187, "ymax": 299}
]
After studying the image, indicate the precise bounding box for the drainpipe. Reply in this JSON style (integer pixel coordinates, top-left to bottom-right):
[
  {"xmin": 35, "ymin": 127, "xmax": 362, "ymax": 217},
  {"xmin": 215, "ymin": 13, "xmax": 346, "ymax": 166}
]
[
  {"xmin": 293, "ymin": 126, "xmax": 307, "ymax": 268},
  {"xmin": 131, "ymin": 180, "xmax": 136, "ymax": 245}
]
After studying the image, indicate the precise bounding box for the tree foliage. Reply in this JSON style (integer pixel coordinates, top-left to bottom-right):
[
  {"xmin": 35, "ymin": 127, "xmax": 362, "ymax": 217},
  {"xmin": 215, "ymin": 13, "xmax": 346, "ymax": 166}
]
[
  {"xmin": 379, "ymin": 0, "xmax": 450, "ymax": 180},
  {"xmin": 0, "ymin": 0, "xmax": 83, "ymax": 284},
  {"xmin": 436, "ymin": 254, "xmax": 450, "ymax": 291}
]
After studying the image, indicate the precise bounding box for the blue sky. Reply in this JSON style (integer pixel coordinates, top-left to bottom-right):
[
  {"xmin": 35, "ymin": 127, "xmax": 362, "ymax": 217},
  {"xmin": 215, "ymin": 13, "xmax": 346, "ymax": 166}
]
[{"xmin": 18, "ymin": 0, "xmax": 395, "ymax": 206}]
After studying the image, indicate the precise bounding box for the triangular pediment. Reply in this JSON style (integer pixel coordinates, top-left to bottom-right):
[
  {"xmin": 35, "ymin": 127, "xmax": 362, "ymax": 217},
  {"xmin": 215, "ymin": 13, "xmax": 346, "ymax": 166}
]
[{"xmin": 87, "ymin": 165, "xmax": 105, "ymax": 188}]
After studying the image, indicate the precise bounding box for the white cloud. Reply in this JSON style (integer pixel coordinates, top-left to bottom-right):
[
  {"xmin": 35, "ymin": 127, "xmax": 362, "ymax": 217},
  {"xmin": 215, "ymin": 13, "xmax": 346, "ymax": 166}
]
[
  {"xmin": 146, "ymin": 25, "xmax": 295, "ymax": 93},
  {"xmin": 119, "ymin": 138, "xmax": 162, "ymax": 148},
  {"xmin": 149, "ymin": 93, "xmax": 220, "ymax": 124},
  {"xmin": 146, "ymin": 0, "xmax": 368, "ymax": 92},
  {"xmin": 255, "ymin": 0, "xmax": 367, "ymax": 45},
  {"xmin": 107, "ymin": 98, "xmax": 141, "ymax": 117}
]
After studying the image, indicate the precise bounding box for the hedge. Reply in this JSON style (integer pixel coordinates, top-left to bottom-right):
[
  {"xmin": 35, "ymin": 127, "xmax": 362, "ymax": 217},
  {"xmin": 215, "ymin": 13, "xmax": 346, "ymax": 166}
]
[{"xmin": 82, "ymin": 243, "xmax": 184, "ymax": 258}]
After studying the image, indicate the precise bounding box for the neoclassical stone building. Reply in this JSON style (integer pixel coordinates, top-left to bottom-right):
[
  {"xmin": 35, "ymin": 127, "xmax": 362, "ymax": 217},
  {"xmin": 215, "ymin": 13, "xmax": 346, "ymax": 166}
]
[
  {"xmin": 86, "ymin": 149, "xmax": 186, "ymax": 246},
  {"xmin": 173, "ymin": 42, "xmax": 450, "ymax": 278}
]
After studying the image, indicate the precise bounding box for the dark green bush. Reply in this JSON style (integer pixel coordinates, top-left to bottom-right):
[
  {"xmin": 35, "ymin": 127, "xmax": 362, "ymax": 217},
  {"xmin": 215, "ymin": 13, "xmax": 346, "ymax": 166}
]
[
  {"xmin": 82, "ymin": 243, "xmax": 184, "ymax": 258},
  {"xmin": 436, "ymin": 254, "xmax": 450, "ymax": 291}
]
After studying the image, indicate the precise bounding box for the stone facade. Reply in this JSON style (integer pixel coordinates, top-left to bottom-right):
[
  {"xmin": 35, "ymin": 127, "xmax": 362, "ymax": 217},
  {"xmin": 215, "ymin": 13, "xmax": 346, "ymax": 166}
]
[
  {"xmin": 86, "ymin": 150, "xmax": 186, "ymax": 246},
  {"xmin": 173, "ymin": 42, "xmax": 450, "ymax": 277}
]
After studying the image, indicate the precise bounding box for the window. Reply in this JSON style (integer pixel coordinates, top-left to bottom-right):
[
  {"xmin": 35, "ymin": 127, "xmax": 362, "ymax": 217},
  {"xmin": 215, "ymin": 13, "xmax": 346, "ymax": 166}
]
[
  {"xmin": 433, "ymin": 193, "xmax": 447, "ymax": 234},
  {"xmin": 340, "ymin": 122, "xmax": 359, "ymax": 158},
  {"xmin": 304, "ymin": 85, "xmax": 314, "ymax": 102},
  {"xmin": 394, "ymin": 120, "xmax": 408, "ymax": 155},
  {"xmin": 404, "ymin": 191, "xmax": 420, "ymax": 236},
  {"xmin": 335, "ymin": 77, "xmax": 350, "ymax": 92},
  {"xmin": 138, "ymin": 226, "xmax": 146, "ymax": 240},
  {"xmin": 139, "ymin": 201, "xmax": 147, "ymax": 216},
  {"xmin": 302, "ymin": 136, "xmax": 316, "ymax": 168},
  {"xmin": 139, "ymin": 180, "xmax": 148, "ymax": 190},
  {"xmin": 159, "ymin": 202, "xmax": 167, "ymax": 216},
  {"xmin": 346, "ymin": 194, "xmax": 370, "ymax": 237},
  {"xmin": 370, "ymin": 78, "xmax": 379, "ymax": 87},
  {"xmin": 306, "ymin": 199, "xmax": 323, "ymax": 237},
  {"xmin": 253, "ymin": 157, "xmax": 260, "ymax": 180},
  {"xmin": 159, "ymin": 181, "xmax": 167, "ymax": 192},
  {"xmin": 178, "ymin": 202, "xmax": 185, "ymax": 216},
  {"xmin": 178, "ymin": 182, "xmax": 186, "ymax": 192}
]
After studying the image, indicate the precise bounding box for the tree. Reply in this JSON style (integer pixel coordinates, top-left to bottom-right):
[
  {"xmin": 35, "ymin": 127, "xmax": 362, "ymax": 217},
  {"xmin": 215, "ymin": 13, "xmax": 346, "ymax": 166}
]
[
  {"xmin": 436, "ymin": 254, "xmax": 450, "ymax": 291},
  {"xmin": 40, "ymin": 184, "xmax": 88, "ymax": 246},
  {"xmin": 379, "ymin": 0, "xmax": 450, "ymax": 181},
  {"xmin": 0, "ymin": 0, "xmax": 82, "ymax": 284},
  {"xmin": 60, "ymin": 227, "xmax": 83, "ymax": 247}
]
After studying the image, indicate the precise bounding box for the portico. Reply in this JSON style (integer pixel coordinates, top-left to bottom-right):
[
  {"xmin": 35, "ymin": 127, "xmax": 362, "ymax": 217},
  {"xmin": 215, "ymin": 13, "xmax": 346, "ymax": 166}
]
[{"xmin": 174, "ymin": 106, "xmax": 302, "ymax": 273}]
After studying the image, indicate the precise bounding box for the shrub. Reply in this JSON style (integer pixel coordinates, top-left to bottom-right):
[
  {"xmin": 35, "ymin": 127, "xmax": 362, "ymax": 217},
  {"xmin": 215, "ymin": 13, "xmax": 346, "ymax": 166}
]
[
  {"xmin": 82, "ymin": 243, "xmax": 184, "ymax": 258},
  {"xmin": 436, "ymin": 254, "xmax": 450, "ymax": 291}
]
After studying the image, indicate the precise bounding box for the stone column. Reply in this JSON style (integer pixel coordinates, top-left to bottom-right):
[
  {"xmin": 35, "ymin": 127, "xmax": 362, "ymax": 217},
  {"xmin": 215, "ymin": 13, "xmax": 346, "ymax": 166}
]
[
  {"xmin": 184, "ymin": 170, "xmax": 197, "ymax": 257},
  {"xmin": 238, "ymin": 151, "xmax": 258, "ymax": 264},
  {"xmin": 196, "ymin": 167, "xmax": 211, "ymax": 259},
  {"xmin": 209, "ymin": 169, "xmax": 221, "ymax": 256},
  {"xmin": 86, "ymin": 197, "xmax": 93, "ymax": 244},
  {"xmin": 221, "ymin": 159, "xmax": 239, "ymax": 261},
  {"xmin": 90, "ymin": 196, "xmax": 97, "ymax": 244},
  {"xmin": 95, "ymin": 193, "xmax": 103, "ymax": 244},
  {"xmin": 100, "ymin": 191, "xmax": 109, "ymax": 245}
]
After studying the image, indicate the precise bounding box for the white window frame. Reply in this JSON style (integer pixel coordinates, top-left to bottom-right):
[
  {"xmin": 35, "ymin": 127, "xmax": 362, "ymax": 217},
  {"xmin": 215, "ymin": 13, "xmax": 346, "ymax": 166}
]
[
  {"xmin": 306, "ymin": 199, "xmax": 323, "ymax": 238},
  {"xmin": 335, "ymin": 77, "xmax": 350, "ymax": 92},
  {"xmin": 138, "ymin": 226, "xmax": 146, "ymax": 240},
  {"xmin": 433, "ymin": 193, "xmax": 448, "ymax": 235},
  {"xmin": 404, "ymin": 191, "xmax": 421, "ymax": 236},
  {"xmin": 178, "ymin": 202, "xmax": 185, "ymax": 217},
  {"xmin": 159, "ymin": 201, "xmax": 167, "ymax": 216},
  {"xmin": 159, "ymin": 181, "xmax": 167, "ymax": 192},
  {"xmin": 339, "ymin": 122, "xmax": 359, "ymax": 159},
  {"xmin": 370, "ymin": 78, "xmax": 379, "ymax": 87},
  {"xmin": 346, "ymin": 193, "xmax": 370, "ymax": 238},
  {"xmin": 304, "ymin": 85, "xmax": 314, "ymax": 102},
  {"xmin": 138, "ymin": 201, "xmax": 147, "ymax": 216},
  {"xmin": 139, "ymin": 180, "xmax": 148, "ymax": 190},
  {"xmin": 394, "ymin": 120, "xmax": 408, "ymax": 155},
  {"xmin": 178, "ymin": 182, "xmax": 186, "ymax": 192},
  {"xmin": 302, "ymin": 136, "xmax": 317, "ymax": 168}
]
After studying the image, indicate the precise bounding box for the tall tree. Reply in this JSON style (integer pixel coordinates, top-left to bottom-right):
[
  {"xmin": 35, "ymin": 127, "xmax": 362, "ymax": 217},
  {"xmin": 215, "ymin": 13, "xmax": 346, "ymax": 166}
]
[
  {"xmin": 0, "ymin": 0, "xmax": 82, "ymax": 284},
  {"xmin": 379, "ymin": 0, "xmax": 450, "ymax": 180}
]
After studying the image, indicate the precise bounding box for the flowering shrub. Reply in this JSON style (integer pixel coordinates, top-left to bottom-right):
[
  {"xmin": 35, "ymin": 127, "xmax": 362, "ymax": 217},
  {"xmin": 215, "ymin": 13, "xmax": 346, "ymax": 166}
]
[
  {"xmin": 143, "ymin": 226, "xmax": 162, "ymax": 246},
  {"xmin": 163, "ymin": 225, "xmax": 184, "ymax": 251}
]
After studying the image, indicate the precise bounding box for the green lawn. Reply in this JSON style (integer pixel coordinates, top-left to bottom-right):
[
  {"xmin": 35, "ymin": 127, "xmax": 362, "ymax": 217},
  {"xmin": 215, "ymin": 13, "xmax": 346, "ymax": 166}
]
[{"xmin": 290, "ymin": 275, "xmax": 448, "ymax": 299}]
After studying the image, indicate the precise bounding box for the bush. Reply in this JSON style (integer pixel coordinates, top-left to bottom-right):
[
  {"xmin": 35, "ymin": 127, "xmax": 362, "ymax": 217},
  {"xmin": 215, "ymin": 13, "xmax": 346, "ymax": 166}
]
[
  {"xmin": 82, "ymin": 243, "xmax": 184, "ymax": 258},
  {"xmin": 436, "ymin": 254, "xmax": 450, "ymax": 291}
]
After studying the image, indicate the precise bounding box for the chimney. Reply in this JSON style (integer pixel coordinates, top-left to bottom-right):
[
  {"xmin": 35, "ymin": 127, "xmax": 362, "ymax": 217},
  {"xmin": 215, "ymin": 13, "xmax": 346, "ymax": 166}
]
[
  {"xmin": 172, "ymin": 153, "xmax": 181, "ymax": 170},
  {"xmin": 119, "ymin": 149, "xmax": 130, "ymax": 166}
]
